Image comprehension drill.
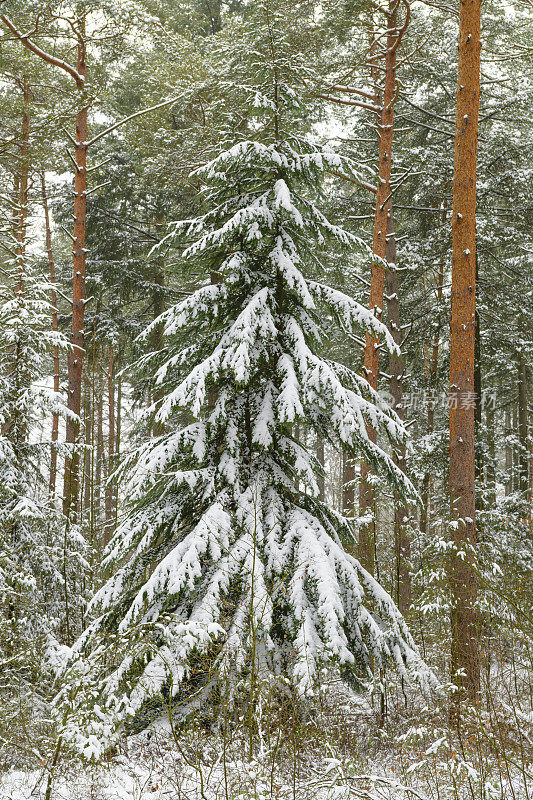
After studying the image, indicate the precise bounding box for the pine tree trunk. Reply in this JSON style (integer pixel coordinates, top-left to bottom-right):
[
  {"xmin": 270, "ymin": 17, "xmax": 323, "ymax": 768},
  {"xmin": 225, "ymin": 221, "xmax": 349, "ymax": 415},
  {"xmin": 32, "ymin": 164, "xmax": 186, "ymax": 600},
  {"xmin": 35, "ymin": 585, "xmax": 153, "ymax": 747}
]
[
  {"xmin": 385, "ymin": 209, "xmax": 410, "ymax": 613},
  {"xmin": 151, "ymin": 261, "xmax": 166, "ymax": 437},
  {"xmin": 529, "ymin": 413, "xmax": 533, "ymax": 527},
  {"xmin": 474, "ymin": 255, "xmax": 483, "ymax": 500},
  {"xmin": 317, "ymin": 434, "xmax": 325, "ymax": 501},
  {"xmin": 15, "ymin": 78, "xmax": 30, "ymax": 295},
  {"xmin": 512, "ymin": 404, "xmax": 519, "ymax": 492},
  {"xmin": 204, "ymin": 0, "xmax": 222, "ymax": 33},
  {"xmin": 516, "ymin": 352, "xmax": 529, "ymax": 496},
  {"xmin": 95, "ymin": 387, "xmax": 103, "ymax": 523},
  {"xmin": 0, "ymin": 15, "xmax": 88, "ymax": 517},
  {"xmin": 83, "ymin": 380, "xmax": 92, "ymax": 523},
  {"xmin": 41, "ymin": 172, "xmax": 60, "ymax": 499},
  {"xmin": 343, "ymin": 450, "xmax": 356, "ymax": 526},
  {"xmin": 449, "ymin": 0, "xmax": 482, "ymax": 708},
  {"xmin": 115, "ymin": 352, "xmax": 122, "ymax": 532},
  {"xmin": 420, "ymin": 204, "xmax": 447, "ymax": 535},
  {"xmin": 359, "ymin": 3, "xmax": 402, "ymax": 574},
  {"xmin": 485, "ymin": 402, "xmax": 496, "ymax": 508},
  {"xmin": 63, "ymin": 36, "xmax": 88, "ymax": 518},
  {"xmin": 104, "ymin": 347, "xmax": 115, "ymax": 545},
  {"xmin": 505, "ymin": 409, "xmax": 512, "ymax": 495},
  {"xmin": 338, "ymin": 450, "xmax": 344, "ymax": 512},
  {"xmin": 12, "ymin": 78, "xmax": 31, "ymax": 457},
  {"xmin": 116, "ymin": 353, "xmax": 122, "ymax": 462}
]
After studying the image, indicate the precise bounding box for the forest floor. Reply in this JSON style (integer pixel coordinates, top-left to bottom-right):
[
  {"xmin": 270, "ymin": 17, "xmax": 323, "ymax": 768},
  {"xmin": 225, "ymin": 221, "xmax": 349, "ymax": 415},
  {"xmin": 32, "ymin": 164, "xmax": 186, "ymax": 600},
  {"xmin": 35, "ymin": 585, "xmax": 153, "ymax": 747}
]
[{"xmin": 1, "ymin": 682, "xmax": 530, "ymax": 800}]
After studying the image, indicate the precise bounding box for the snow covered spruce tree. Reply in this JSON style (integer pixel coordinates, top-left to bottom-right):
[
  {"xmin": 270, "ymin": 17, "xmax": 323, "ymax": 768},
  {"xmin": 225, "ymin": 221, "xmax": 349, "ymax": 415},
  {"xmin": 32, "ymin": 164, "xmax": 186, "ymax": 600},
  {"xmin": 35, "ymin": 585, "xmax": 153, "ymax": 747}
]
[
  {"xmin": 61, "ymin": 3, "xmax": 433, "ymax": 757},
  {"xmin": 0, "ymin": 240, "xmax": 77, "ymax": 669}
]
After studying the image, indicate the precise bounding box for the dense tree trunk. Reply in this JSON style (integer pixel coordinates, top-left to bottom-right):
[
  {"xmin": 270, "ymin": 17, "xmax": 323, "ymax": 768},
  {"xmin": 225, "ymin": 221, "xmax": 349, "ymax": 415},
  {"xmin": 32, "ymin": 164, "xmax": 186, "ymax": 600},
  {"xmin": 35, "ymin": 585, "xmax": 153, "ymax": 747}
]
[
  {"xmin": 104, "ymin": 348, "xmax": 115, "ymax": 544},
  {"xmin": 115, "ymin": 356, "xmax": 122, "ymax": 532},
  {"xmin": 95, "ymin": 386, "xmax": 103, "ymax": 522},
  {"xmin": 0, "ymin": 13, "xmax": 88, "ymax": 517},
  {"xmin": 203, "ymin": 0, "xmax": 222, "ymax": 33},
  {"xmin": 63, "ymin": 35, "xmax": 88, "ymax": 518},
  {"xmin": 11, "ymin": 78, "xmax": 31, "ymax": 457},
  {"xmin": 385, "ymin": 210, "xmax": 411, "ymax": 613},
  {"xmin": 317, "ymin": 434, "xmax": 325, "ymax": 501},
  {"xmin": 516, "ymin": 352, "xmax": 529, "ymax": 496},
  {"xmin": 485, "ymin": 401, "xmax": 496, "ymax": 508},
  {"xmin": 474, "ymin": 255, "xmax": 483, "ymax": 501},
  {"xmin": 529, "ymin": 413, "xmax": 533, "ymax": 526},
  {"xmin": 150, "ymin": 259, "xmax": 166, "ymax": 437},
  {"xmin": 83, "ymin": 380, "xmax": 92, "ymax": 524},
  {"xmin": 512, "ymin": 404, "xmax": 519, "ymax": 492},
  {"xmin": 420, "ymin": 204, "xmax": 447, "ymax": 535},
  {"xmin": 41, "ymin": 172, "xmax": 60, "ymax": 499},
  {"xmin": 116, "ymin": 352, "xmax": 122, "ymax": 463},
  {"xmin": 505, "ymin": 409, "xmax": 512, "ymax": 495},
  {"xmin": 342, "ymin": 450, "xmax": 356, "ymax": 539},
  {"xmin": 15, "ymin": 78, "xmax": 30, "ymax": 294},
  {"xmin": 359, "ymin": 2, "xmax": 407, "ymax": 574},
  {"xmin": 449, "ymin": 0, "xmax": 482, "ymax": 708}
]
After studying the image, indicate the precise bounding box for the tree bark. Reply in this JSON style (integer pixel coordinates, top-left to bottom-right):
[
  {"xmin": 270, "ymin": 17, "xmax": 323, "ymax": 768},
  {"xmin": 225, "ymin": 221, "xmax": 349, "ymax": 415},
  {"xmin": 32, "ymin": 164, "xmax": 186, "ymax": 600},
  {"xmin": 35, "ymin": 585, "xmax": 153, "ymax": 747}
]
[
  {"xmin": 420, "ymin": 248, "xmax": 446, "ymax": 533},
  {"xmin": 11, "ymin": 78, "xmax": 31, "ymax": 457},
  {"xmin": 485, "ymin": 401, "xmax": 496, "ymax": 508},
  {"xmin": 505, "ymin": 409, "xmax": 512, "ymax": 496},
  {"xmin": 95, "ymin": 381, "xmax": 104, "ymax": 524},
  {"xmin": 359, "ymin": 2, "xmax": 405, "ymax": 574},
  {"xmin": 83, "ymin": 379, "xmax": 92, "ymax": 523},
  {"xmin": 116, "ymin": 354, "xmax": 122, "ymax": 532},
  {"xmin": 517, "ymin": 352, "xmax": 529, "ymax": 496},
  {"xmin": 342, "ymin": 450, "xmax": 356, "ymax": 518},
  {"xmin": 449, "ymin": 0, "xmax": 482, "ymax": 708},
  {"xmin": 512, "ymin": 404, "xmax": 519, "ymax": 492},
  {"xmin": 0, "ymin": 12, "xmax": 88, "ymax": 519},
  {"xmin": 420, "ymin": 206, "xmax": 447, "ymax": 535},
  {"xmin": 474, "ymin": 255, "xmax": 483, "ymax": 498},
  {"xmin": 529, "ymin": 414, "xmax": 533, "ymax": 527},
  {"xmin": 203, "ymin": 0, "xmax": 222, "ymax": 33},
  {"xmin": 317, "ymin": 434, "xmax": 325, "ymax": 501},
  {"xmin": 15, "ymin": 78, "xmax": 30, "ymax": 295},
  {"xmin": 385, "ymin": 209, "xmax": 410, "ymax": 613},
  {"xmin": 41, "ymin": 172, "xmax": 61, "ymax": 499},
  {"xmin": 63, "ymin": 33, "xmax": 88, "ymax": 518},
  {"xmin": 116, "ymin": 352, "xmax": 122, "ymax": 461},
  {"xmin": 104, "ymin": 347, "xmax": 115, "ymax": 545},
  {"xmin": 150, "ymin": 258, "xmax": 166, "ymax": 437}
]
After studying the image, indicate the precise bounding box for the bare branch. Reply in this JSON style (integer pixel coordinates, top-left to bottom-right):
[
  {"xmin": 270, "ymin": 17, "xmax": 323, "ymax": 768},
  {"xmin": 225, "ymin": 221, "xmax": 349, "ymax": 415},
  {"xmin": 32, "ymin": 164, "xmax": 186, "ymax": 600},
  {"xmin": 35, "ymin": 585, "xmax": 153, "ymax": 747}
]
[
  {"xmin": 85, "ymin": 97, "xmax": 180, "ymax": 148},
  {"xmin": 0, "ymin": 14, "xmax": 85, "ymax": 88}
]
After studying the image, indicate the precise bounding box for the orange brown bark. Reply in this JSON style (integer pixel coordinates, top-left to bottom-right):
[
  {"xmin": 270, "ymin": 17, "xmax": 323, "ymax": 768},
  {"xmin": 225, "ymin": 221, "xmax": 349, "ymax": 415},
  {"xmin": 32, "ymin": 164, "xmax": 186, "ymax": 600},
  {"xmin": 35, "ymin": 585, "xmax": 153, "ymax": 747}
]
[
  {"xmin": 449, "ymin": 0, "xmax": 482, "ymax": 706},
  {"xmin": 63, "ymin": 38, "xmax": 88, "ymax": 518},
  {"xmin": 41, "ymin": 172, "xmax": 61, "ymax": 498},
  {"xmin": 359, "ymin": 2, "xmax": 407, "ymax": 573}
]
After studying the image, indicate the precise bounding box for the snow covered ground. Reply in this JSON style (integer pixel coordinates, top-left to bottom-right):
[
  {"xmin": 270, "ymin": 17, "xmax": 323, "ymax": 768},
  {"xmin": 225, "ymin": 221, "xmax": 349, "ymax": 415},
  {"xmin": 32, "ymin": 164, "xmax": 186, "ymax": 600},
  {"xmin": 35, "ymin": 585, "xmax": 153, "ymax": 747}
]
[
  {"xmin": 0, "ymin": 731, "xmax": 429, "ymax": 800},
  {"xmin": 2, "ymin": 692, "xmax": 530, "ymax": 800}
]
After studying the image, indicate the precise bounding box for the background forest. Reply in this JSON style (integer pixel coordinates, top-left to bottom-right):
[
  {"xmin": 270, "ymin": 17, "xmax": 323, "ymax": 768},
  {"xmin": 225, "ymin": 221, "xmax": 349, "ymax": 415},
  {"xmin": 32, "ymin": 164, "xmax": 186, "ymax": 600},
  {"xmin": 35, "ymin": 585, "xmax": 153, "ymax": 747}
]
[{"xmin": 0, "ymin": 0, "xmax": 531, "ymax": 798}]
